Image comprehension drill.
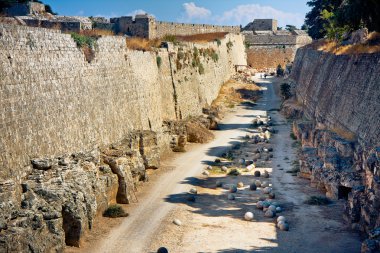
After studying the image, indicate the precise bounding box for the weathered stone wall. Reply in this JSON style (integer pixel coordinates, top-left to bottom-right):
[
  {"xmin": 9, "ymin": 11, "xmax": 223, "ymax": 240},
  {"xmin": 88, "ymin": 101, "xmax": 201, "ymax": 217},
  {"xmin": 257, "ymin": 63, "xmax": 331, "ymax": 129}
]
[
  {"xmin": 154, "ymin": 21, "xmax": 240, "ymax": 38},
  {"xmin": 247, "ymin": 45, "xmax": 297, "ymax": 69},
  {"xmin": 289, "ymin": 47, "xmax": 380, "ymax": 251},
  {"xmin": 0, "ymin": 23, "xmax": 246, "ymax": 251}
]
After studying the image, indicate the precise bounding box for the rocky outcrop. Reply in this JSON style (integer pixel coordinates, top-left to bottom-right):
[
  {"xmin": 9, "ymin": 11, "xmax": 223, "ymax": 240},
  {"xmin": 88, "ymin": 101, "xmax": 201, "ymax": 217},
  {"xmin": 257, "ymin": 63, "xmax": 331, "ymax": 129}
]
[
  {"xmin": 288, "ymin": 47, "xmax": 380, "ymax": 252},
  {"xmin": 0, "ymin": 24, "xmax": 246, "ymax": 251}
]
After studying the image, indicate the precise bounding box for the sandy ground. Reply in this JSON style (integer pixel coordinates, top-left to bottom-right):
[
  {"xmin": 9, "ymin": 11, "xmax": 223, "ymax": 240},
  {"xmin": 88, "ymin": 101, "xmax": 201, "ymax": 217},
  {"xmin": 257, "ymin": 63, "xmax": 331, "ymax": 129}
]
[{"xmin": 67, "ymin": 75, "xmax": 362, "ymax": 253}]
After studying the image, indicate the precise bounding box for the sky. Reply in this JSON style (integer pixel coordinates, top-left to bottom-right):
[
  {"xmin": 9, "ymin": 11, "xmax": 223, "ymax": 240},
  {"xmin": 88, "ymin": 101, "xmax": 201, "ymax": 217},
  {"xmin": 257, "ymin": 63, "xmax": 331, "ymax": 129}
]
[{"xmin": 43, "ymin": 0, "xmax": 310, "ymax": 28}]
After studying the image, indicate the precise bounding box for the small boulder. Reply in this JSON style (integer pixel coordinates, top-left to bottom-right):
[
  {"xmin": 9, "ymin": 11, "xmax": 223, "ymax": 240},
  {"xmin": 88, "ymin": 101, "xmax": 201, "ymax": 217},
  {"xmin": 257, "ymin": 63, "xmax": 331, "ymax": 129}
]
[
  {"xmin": 263, "ymin": 170, "xmax": 269, "ymax": 178},
  {"xmin": 279, "ymin": 222, "xmax": 289, "ymax": 231},
  {"xmin": 255, "ymin": 180, "xmax": 262, "ymax": 187},
  {"xmin": 263, "ymin": 187, "xmax": 272, "ymax": 194},
  {"xmin": 173, "ymin": 219, "xmax": 182, "ymax": 226},
  {"xmin": 256, "ymin": 201, "xmax": 264, "ymax": 209},
  {"xmin": 237, "ymin": 182, "xmax": 244, "ymax": 188},
  {"xmin": 228, "ymin": 194, "xmax": 235, "ymax": 200},
  {"xmin": 202, "ymin": 170, "xmax": 210, "ymax": 176},
  {"xmin": 268, "ymin": 205, "xmax": 277, "ymax": 212},
  {"xmin": 268, "ymin": 192, "xmax": 276, "ymax": 199},
  {"xmin": 221, "ymin": 166, "xmax": 228, "ymax": 172},
  {"xmin": 277, "ymin": 216, "xmax": 287, "ymax": 223},
  {"xmin": 238, "ymin": 158, "xmax": 246, "ymax": 165},
  {"xmin": 157, "ymin": 247, "xmax": 169, "ymax": 253},
  {"xmin": 249, "ymin": 183, "xmax": 257, "ymax": 191},
  {"xmin": 229, "ymin": 185, "xmax": 237, "ymax": 193},
  {"xmin": 206, "ymin": 165, "xmax": 212, "ymax": 170},
  {"xmin": 275, "ymin": 207, "xmax": 282, "ymax": 213},
  {"xmin": 262, "ymin": 201, "xmax": 271, "ymax": 208},
  {"xmin": 189, "ymin": 188, "xmax": 197, "ymax": 194},
  {"xmin": 254, "ymin": 171, "xmax": 261, "ymax": 177},
  {"xmin": 244, "ymin": 212, "xmax": 254, "ymax": 221},
  {"xmin": 261, "ymin": 181, "xmax": 269, "ymax": 188},
  {"xmin": 264, "ymin": 210, "xmax": 275, "ymax": 218}
]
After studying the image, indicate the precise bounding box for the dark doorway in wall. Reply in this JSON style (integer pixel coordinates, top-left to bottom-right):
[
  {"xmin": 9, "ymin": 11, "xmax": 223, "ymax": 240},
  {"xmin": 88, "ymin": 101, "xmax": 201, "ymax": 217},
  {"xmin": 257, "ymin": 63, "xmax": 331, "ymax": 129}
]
[
  {"xmin": 338, "ymin": 185, "xmax": 352, "ymax": 200},
  {"xmin": 62, "ymin": 206, "xmax": 82, "ymax": 247}
]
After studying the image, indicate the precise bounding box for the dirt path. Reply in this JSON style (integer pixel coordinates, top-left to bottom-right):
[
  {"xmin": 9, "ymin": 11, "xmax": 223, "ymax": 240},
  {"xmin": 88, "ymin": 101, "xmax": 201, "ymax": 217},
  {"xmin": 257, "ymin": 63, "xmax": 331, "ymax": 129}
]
[{"xmin": 73, "ymin": 75, "xmax": 361, "ymax": 253}]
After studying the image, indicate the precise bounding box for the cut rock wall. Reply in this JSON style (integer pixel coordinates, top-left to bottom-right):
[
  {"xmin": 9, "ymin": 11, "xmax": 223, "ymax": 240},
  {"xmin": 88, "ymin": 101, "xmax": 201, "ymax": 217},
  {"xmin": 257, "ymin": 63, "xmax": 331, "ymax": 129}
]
[
  {"xmin": 289, "ymin": 47, "xmax": 380, "ymax": 252},
  {"xmin": 0, "ymin": 24, "xmax": 246, "ymax": 251}
]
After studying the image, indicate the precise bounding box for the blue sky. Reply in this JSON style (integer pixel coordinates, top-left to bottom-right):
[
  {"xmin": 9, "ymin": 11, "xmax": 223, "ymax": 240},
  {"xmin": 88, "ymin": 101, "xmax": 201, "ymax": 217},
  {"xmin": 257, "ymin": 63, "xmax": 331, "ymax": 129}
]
[{"xmin": 43, "ymin": 0, "xmax": 310, "ymax": 28}]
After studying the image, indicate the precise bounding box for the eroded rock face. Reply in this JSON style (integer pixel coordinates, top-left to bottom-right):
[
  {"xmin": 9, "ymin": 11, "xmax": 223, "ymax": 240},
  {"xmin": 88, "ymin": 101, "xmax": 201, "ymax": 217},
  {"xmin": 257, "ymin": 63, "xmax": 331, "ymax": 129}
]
[{"xmin": 0, "ymin": 131, "xmax": 160, "ymax": 252}]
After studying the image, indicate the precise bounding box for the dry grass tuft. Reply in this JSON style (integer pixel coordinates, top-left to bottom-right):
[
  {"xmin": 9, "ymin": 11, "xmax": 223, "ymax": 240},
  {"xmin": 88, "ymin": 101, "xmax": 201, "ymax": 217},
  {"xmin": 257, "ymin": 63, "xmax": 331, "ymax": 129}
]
[
  {"xmin": 173, "ymin": 32, "xmax": 228, "ymax": 43},
  {"xmin": 126, "ymin": 37, "xmax": 162, "ymax": 51},
  {"xmin": 309, "ymin": 32, "xmax": 380, "ymax": 55},
  {"xmin": 212, "ymin": 80, "xmax": 260, "ymax": 109}
]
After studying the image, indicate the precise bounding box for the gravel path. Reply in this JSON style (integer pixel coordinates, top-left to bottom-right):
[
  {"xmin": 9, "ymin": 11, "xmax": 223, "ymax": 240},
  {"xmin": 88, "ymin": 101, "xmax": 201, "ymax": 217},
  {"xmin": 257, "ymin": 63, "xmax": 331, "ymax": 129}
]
[{"xmin": 76, "ymin": 75, "xmax": 361, "ymax": 253}]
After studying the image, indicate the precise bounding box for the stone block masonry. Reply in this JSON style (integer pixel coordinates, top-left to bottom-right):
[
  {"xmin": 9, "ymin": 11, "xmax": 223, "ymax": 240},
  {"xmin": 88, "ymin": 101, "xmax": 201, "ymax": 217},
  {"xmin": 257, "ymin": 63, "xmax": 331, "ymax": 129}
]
[
  {"xmin": 289, "ymin": 47, "xmax": 380, "ymax": 251},
  {"xmin": 0, "ymin": 23, "xmax": 246, "ymax": 251}
]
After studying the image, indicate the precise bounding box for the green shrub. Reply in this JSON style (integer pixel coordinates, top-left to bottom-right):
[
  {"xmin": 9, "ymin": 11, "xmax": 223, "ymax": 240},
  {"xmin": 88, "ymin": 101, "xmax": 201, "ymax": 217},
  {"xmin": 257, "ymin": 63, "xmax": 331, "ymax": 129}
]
[
  {"xmin": 276, "ymin": 64, "xmax": 284, "ymax": 77},
  {"xmin": 177, "ymin": 51, "xmax": 185, "ymax": 60},
  {"xmin": 227, "ymin": 168, "xmax": 240, "ymax": 176},
  {"xmin": 193, "ymin": 47, "xmax": 199, "ymax": 58},
  {"xmin": 162, "ymin": 34, "xmax": 178, "ymax": 43},
  {"xmin": 215, "ymin": 39, "xmax": 222, "ymax": 46},
  {"xmin": 70, "ymin": 33, "xmax": 96, "ymax": 48},
  {"xmin": 198, "ymin": 63, "xmax": 205, "ymax": 75},
  {"xmin": 211, "ymin": 52, "xmax": 219, "ymax": 62},
  {"xmin": 156, "ymin": 56, "xmax": 162, "ymax": 68},
  {"xmin": 103, "ymin": 205, "xmax": 129, "ymax": 218},
  {"xmin": 280, "ymin": 83, "xmax": 292, "ymax": 100},
  {"xmin": 226, "ymin": 41, "xmax": 233, "ymax": 50},
  {"xmin": 290, "ymin": 132, "xmax": 297, "ymax": 140},
  {"xmin": 304, "ymin": 196, "xmax": 331, "ymax": 205}
]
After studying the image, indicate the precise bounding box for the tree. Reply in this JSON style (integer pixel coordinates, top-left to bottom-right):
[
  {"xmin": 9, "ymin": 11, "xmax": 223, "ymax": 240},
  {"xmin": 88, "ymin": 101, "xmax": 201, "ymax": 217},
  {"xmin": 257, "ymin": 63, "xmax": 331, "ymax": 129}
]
[
  {"xmin": 301, "ymin": 24, "xmax": 308, "ymax": 31},
  {"xmin": 285, "ymin": 25, "xmax": 297, "ymax": 32},
  {"xmin": 304, "ymin": 0, "xmax": 343, "ymax": 39}
]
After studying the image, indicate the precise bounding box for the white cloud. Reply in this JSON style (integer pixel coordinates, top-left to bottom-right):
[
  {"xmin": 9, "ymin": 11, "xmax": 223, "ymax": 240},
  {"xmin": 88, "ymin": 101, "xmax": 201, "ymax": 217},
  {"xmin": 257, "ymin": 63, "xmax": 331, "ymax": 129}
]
[
  {"xmin": 180, "ymin": 2, "xmax": 212, "ymax": 22},
  {"xmin": 126, "ymin": 9, "xmax": 152, "ymax": 18},
  {"xmin": 216, "ymin": 4, "xmax": 304, "ymax": 28}
]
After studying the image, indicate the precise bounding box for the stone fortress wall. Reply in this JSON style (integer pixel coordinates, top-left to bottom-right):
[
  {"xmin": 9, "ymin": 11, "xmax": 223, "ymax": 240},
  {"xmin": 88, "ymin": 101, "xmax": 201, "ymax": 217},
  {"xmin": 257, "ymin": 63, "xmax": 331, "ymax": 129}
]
[
  {"xmin": 111, "ymin": 14, "xmax": 240, "ymax": 39},
  {"xmin": 0, "ymin": 23, "xmax": 246, "ymax": 251},
  {"xmin": 243, "ymin": 19, "xmax": 312, "ymax": 70},
  {"xmin": 289, "ymin": 47, "xmax": 380, "ymax": 249}
]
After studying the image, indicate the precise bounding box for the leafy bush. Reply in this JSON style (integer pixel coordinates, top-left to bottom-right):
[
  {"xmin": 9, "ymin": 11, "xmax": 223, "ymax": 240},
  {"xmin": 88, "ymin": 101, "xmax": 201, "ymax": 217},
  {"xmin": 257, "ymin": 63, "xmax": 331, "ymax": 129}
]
[
  {"xmin": 280, "ymin": 83, "xmax": 292, "ymax": 100},
  {"xmin": 304, "ymin": 196, "xmax": 331, "ymax": 205},
  {"xmin": 276, "ymin": 64, "xmax": 284, "ymax": 77},
  {"xmin": 215, "ymin": 38, "xmax": 222, "ymax": 46},
  {"xmin": 227, "ymin": 168, "xmax": 240, "ymax": 176},
  {"xmin": 70, "ymin": 33, "xmax": 96, "ymax": 48},
  {"xmin": 211, "ymin": 52, "xmax": 219, "ymax": 62},
  {"xmin": 226, "ymin": 41, "xmax": 233, "ymax": 51},
  {"xmin": 198, "ymin": 63, "xmax": 205, "ymax": 75},
  {"xmin": 162, "ymin": 34, "xmax": 178, "ymax": 44},
  {"xmin": 156, "ymin": 56, "xmax": 162, "ymax": 68},
  {"xmin": 103, "ymin": 205, "xmax": 129, "ymax": 218}
]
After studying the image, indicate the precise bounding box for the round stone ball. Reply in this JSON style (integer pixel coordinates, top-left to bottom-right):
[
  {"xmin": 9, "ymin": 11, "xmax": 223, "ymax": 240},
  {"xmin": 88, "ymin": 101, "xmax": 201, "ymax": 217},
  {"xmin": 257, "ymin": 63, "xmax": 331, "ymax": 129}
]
[
  {"xmin": 221, "ymin": 166, "xmax": 228, "ymax": 172},
  {"xmin": 277, "ymin": 220, "xmax": 286, "ymax": 228},
  {"xmin": 239, "ymin": 158, "xmax": 246, "ymax": 165},
  {"xmin": 237, "ymin": 182, "xmax": 244, "ymax": 188},
  {"xmin": 229, "ymin": 185, "xmax": 237, "ymax": 193},
  {"xmin": 268, "ymin": 192, "xmax": 276, "ymax": 199},
  {"xmin": 262, "ymin": 201, "xmax": 271, "ymax": 208},
  {"xmin": 263, "ymin": 170, "xmax": 270, "ymax": 178},
  {"xmin": 276, "ymin": 207, "xmax": 282, "ymax": 213},
  {"xmin": 228, "ymin": 194, "xmax": 235, "ymax": 200},
  {"xmin": 189, "ymin": 188, "xmax": 197, "ymax": 194},
  {"xmin": 268, "ymin": 205, "xmax": 277, "ymax": 212},
  {"xmin": 255, "ymin": 180, "xmax": 262, "ymax": 187},
  {"xmin": 216, "ymin": 181, "xmax": 223, "ymax": 187},
  {"xmin": 279, "ymin": 222, "xmax": 289, "ymax": 231},
  {"xmin": 203, "ymin": 170, "xmax": 210, "ymax": 176},
  {"xmin": 263, "ymin": 187, "xmax": 272, "ymax": 194},
  {"xmin": 277, "ymin": 216, "xmax": 287, "ymax": 223},
  {"xmin": 256, "ymin": 201, "xmax": 264, "ymax": 209},
  {"xmin": 207, "ymin": 165, "xmax": 212, "ymax": 170},
  {"xmin": 254, "ymin": 170, "xmax": 261, "ymax": 177},
  {"xmin": 157, "ymin": 247, "xmax": 169, "ymax": 253},
  {"xmin": 261, "ymin": 181, "xmax": 269, "ymax": 188},
  {"xmin": 264, "ymin": 210, "xmax": 275, "ymax": 218},
  {"xmin": 250, "ymin": 183, "xmax": 257, "ymax": 191},
  {"xmin": 244, "ymin": 212, "xmax": 254, "ymax": 221}
]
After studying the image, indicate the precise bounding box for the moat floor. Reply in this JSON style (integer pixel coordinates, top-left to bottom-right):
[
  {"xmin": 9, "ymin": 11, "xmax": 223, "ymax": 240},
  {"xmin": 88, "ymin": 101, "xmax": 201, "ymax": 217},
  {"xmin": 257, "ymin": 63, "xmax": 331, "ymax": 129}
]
[{"xmin": 66, "ymin": 76, "xmax": 361, "ymax": 253}]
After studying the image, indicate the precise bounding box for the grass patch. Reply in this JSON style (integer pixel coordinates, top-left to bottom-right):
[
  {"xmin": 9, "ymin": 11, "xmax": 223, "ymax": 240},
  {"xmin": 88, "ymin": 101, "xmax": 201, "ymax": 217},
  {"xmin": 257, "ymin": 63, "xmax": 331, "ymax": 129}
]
[
  {"xmin": 126, "ymin": 37, "xmax": 161, "ymax": 51},
  {"xmin": 304, "ymin": 196, "xmax": 331, "ymax": 205},
  {"xmin": 103, "ymin": 205, "xmax": 129, "ymax": 218}
]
